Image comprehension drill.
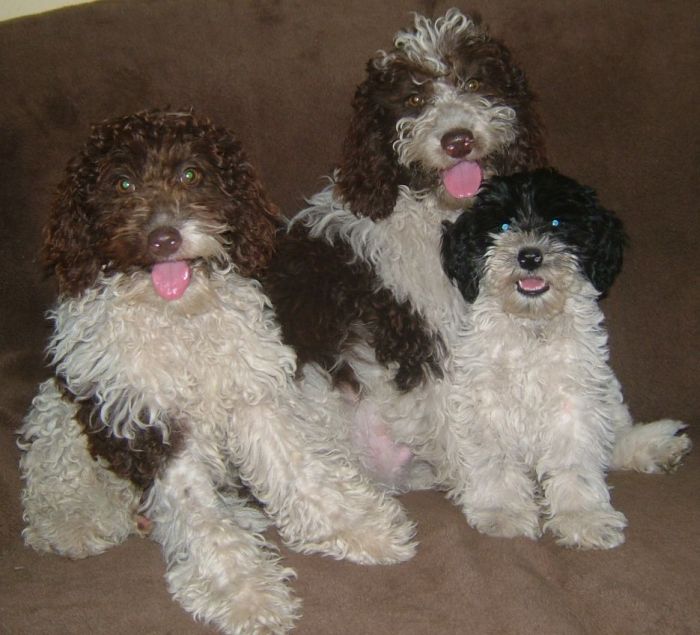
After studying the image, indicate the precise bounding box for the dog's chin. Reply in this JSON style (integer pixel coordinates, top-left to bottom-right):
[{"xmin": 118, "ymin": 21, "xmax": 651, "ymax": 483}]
[{"xmin": 498, "ymin": 277, "xmax": 566, "ymax": 320}]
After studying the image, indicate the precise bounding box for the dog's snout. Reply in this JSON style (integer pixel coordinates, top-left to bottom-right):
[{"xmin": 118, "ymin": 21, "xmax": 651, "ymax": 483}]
[
  {"xmin": 148, "ymin": 226, "xmax": 182, "ymax": 258},
  {"xmin": 517, "ymin": 247, "xmax": 543, "ymax": 271},
  {"xmin": 440, "ymin": 129, "xmax": 474, "ymax": 158}
]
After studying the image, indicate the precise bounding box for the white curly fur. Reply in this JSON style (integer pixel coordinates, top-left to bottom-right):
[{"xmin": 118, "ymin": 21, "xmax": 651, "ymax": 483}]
[
  {"xmin": 443, "ymin": 229, "xmax": 691, "ymax": 548},
  {"xmin": 19, "ymin": 265, "xmax": 416, "ymax": 635}
]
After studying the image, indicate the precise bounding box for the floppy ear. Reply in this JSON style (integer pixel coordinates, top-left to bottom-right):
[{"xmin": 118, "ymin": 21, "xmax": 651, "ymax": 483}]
[
  {"xmin": 42, "ymin": 155, "xmax": 103, "ymax": 297},
  {"xmin": 486, "ymin": 41, "xmax": 547, "ymax": 174},
  {"xmin": 334, "ymin": 73, "xmax": 403, "ymax": 221},
  {"xmin": 583, "ymin": 205, "xmax": 627, "ymax": 296},
  {"xmin": 441, "ymin": 215, "xmax": 481, "ymax": 303},
  {"xmin": 543, "ymin": 171, "xmax": 628, "ymax": 297},
  {"xmin": 212, "ymin": 127, "xmax": 282, "ymax": 277},
  {"xmin": 500, "ymin": 103, "xmax": 547, "ymax": 173}
]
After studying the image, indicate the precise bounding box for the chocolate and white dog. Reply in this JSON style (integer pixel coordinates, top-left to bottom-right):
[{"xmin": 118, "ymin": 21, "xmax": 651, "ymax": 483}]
[
  {"xmin": 265, "ymin": 10, "xmax": 545, "ymax": 484},
  {"xmin": 17, "ymin": 110, "xmax": 415, "ymax": 634},
  {"xmin": 440, "ymin": 169, "xmax": 691, "ymax": 548}
]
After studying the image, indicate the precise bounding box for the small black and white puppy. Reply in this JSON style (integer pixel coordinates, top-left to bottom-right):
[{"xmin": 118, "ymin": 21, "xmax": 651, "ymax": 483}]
[{"xmin": 440, "ymin": 168, "xmax": 691, "ymax": 548}]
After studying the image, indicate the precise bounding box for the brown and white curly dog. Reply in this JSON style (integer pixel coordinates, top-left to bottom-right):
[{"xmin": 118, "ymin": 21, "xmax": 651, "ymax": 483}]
[
  {"xmin": 18, "ymin": 109, "xmax": 415, "ymax": 635},
  {"xmin": 264, "ymin": 9, "xmax": 547, "ymax": 489}
]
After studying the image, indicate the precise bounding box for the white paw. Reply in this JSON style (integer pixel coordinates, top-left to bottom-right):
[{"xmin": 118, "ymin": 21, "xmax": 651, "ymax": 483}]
[
  {"xmin": 218, "ymin": 583, "xmax": 301, "ymax": 635},
  {"xmin": 545, "ymin": 509, "xmax": 627, "ymax": 550},
  {"xmin": 166, "ymin": 552, "xmax": 300, "ymax": 635},
  {"xmin": 294, "ymin": 510, "xmax": 417, "ymax": 565},
  {"xmin": 468, "ymin": 508, "xmax": 541, "ymax": 540},
  {"xmin": 612, "ymin": 420, "xmax": 692, "ymax": 473}
]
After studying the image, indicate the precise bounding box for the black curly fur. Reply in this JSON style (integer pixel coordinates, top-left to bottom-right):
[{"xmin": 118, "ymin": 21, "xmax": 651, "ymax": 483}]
[{"xmin": 442, "ymin": 168, "xmax": 628, "ymax": 303}]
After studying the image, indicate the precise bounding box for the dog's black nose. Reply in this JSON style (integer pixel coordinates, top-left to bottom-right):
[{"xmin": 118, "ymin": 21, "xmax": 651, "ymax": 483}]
[
  {"xmin": 148, "ymin": 226, "xmax": 182, "ymax": 257},
  {"xmin": 517, "ymin": 247, "xmax": 543, "ymax": 270},
  {"xmin": 441, "ymin": 129, "xmax": 474, "ymax": 158}
]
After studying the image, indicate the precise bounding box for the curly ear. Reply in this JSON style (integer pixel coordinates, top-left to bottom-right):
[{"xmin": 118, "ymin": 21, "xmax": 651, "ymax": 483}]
[
  {"xmin": 583, "ymin": 206, "xmax": 627, "ymax": 296},
  {"xmin": 537, "ymin": 170, "xmax": 628, "ymax": 297},
  {"xmin": 334, "ymin": 74, "xmax": 403, "ymax": 220},
  {"xmin": 500, "ymin": 104, "xmax": 547, "ymax": 173},
  {"xmin": 441, "ymin": 216, "xmax": 480, "ymax": 303},
  {"xmin": 489, "ymin": 43, "xmax": 547, "ymax": 174},
  {"xmin": 42, "ymin": 157, "xmax": 102, "ymax": 296},
  {"xmin": 212, "ymin": 128, "xmax": 282, "ymax": 277}
]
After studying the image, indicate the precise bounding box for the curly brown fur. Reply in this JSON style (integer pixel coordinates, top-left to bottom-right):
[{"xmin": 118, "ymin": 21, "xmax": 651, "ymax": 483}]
[
  {"xmin": 40, "ymin": 107, "xmax": 283, "ymax": 490},
  {"xmin": 56, "ymin": 376, "xmax": 181, "ymax": 489},
  {"xmin": 265, "ymin": 225, "xmax": 444, "ymax": 392},
  {"xmin": 335, "ymin": 12, "xmax": 546, "ymax": 220},
  {"xmin": 266, "ymin": 11, "xmax": 544, "ymax": 394},
  {"xmin": 21, "ymin": 108, "xmax": 418, "ymax": 633},
  {"xmin": 43, "ymin": 109, "xmax": 281, "ymax": 297}
]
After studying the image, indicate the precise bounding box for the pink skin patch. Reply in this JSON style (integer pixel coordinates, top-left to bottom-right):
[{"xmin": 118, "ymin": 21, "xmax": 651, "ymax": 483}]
[
  {"xmin": 366, "ymin": 429, "xmax": 414, "ymax": 478},
  {"xmin": 351, "ymin": 401, "xmax": 414, "ymax": 485},
  {"xmin": 517, "ymin": 277, "xmax": 550, "ymax": 295},
  {"xmin": 151, "ymin": 261, "xmax": 192, "ymax": 300},
  {"xmin": 442, "ymin": 161, "xmax": 483, "ymax": 199},
  {"xmin": 135, "ymin": 514, "xmax": 153, "ymax": 536}
]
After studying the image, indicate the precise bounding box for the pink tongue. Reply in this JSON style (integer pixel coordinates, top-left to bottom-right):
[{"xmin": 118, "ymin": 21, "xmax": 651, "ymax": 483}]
[
  {"xmin": 151, "ymin": 261, "xmax": 192, "ymax": 300},
  {"xmin": 442, "ymin": 161, "xmax": 483, "ymax": 199},
  {"xmin": 519, "ymin": 277, "xmax": 547, "ymax": 292}
]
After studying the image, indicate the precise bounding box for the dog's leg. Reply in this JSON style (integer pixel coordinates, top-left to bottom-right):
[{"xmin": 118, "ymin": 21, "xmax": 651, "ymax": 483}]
[
  {"xmin": 18, "ymin": 378, "xmax": 139, "ymax": 558},
  {"xmin": 539, "ymin": 448, "xmax": 626, "ymax": 550},
  {"xmin": 610, "ymin": 415, "xmax": 691, "ymax": 474},
  {"xmin": 231, "ymin": 402, "xmax": 416, "ymax": 565},
  {"xmin": 148, "ymin": 443, "xmax": 300, "ymax": 635},
  {"xmin": 454, "ymin": 457, "xmax": 542, "ymax": 540}
]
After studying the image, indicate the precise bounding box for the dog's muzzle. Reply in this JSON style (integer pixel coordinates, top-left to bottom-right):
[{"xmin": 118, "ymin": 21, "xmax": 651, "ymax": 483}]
[{"xmin": 516, "ymin": 247, "xmax": 549, "ymax": 296}]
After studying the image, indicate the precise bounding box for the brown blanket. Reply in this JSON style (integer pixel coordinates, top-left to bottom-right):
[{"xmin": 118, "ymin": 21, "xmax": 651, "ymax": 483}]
[{"xmin": 1, "ymin": 1, "xmax": 697, "ymax": 633}]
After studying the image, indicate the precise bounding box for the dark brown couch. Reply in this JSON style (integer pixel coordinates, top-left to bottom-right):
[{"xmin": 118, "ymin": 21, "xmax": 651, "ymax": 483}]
[{"xmin": 1, "ymin": 1, "xmax": 698, "ymax": 633}]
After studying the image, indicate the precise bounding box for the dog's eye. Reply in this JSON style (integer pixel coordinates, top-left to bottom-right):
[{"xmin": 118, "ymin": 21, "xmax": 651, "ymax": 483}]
[
  {"xmin": 500, "ymin": 222, "xmax": 511, "ymax": 232},
  {"xmin": 405, "ymin": 94, "xmax": 425, "ymax": 109},
  {"xmin": 466, "ymin": 78, "xmax": 481, "ymax": 92},
  {"xmin": 551, "ymin": 219, "xmax": 560, "ymax": 228},
  {"xmin": 116, "ymin": 177, "xmax": 135, "ymax": 194},
  {"xmin": 180, "ymin": 167, "xmax": 201, "ymax": 186}
]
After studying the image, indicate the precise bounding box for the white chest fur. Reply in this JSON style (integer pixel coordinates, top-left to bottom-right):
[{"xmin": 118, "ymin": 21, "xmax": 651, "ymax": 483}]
[
  {"xmin": 300, "ymin": 184, "xmax": 466, "ymax": 335},
  {"xmin": 49, "ymin": 269, "xmax": 295, "ymax": 439}
]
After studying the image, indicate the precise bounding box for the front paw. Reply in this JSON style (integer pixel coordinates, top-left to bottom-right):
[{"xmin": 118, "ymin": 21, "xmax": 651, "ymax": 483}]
[
  {"xmin": 323, "ymin": 518, "xmax": 417, "ymax": 565},
  {"xmin": 467, "ymin": 507, "xmax": 541, "ymax": 540},
  {"xmin": 545, "ymin": 508, "xmax": 627, "ymax": 549},
  {"xmin": 285, "ymin": 497, "xmax": 417, "ymax": 565}
]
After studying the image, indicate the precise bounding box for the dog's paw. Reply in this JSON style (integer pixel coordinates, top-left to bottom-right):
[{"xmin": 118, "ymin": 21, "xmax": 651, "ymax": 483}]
[
  {"xmin": 611, "ymin": 420, "xmax": 691, "ymax": 473},
  {"xmin": 302, "ymin": 512, "xmax": 417, "ymax": 565},
  {"xmin": 468, "ymin": 508, "xmax": 541, "ymax": 540},
  {"xmin": 340, "ymin": 515, "xmax": 417, "ymax": 565},
  {"xmin": 166, "ymin": 549, "xmax": 300, "ymax": 635},
  {"xmin": 216, "ymin": 583, "xmax": 301, "ymax": 635},
  {"xmin": 545, "ymin": 508, "xmax": 627, "ymax": 550}
]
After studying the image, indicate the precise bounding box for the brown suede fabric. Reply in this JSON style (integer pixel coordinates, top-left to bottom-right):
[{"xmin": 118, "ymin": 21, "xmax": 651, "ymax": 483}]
[{"xmin": 1, "ymin": 1, "xmax": 698, "ymax": 633}]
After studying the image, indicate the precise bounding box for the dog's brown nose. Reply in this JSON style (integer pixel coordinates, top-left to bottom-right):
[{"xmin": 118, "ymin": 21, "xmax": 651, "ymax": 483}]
[
  {"xmin": 148, "ymin": 226, "xmax": 182, "ymax": 257},
  {"xmin": 441, "ymin": 129, "xmax": 474, "ymax": 158}
]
